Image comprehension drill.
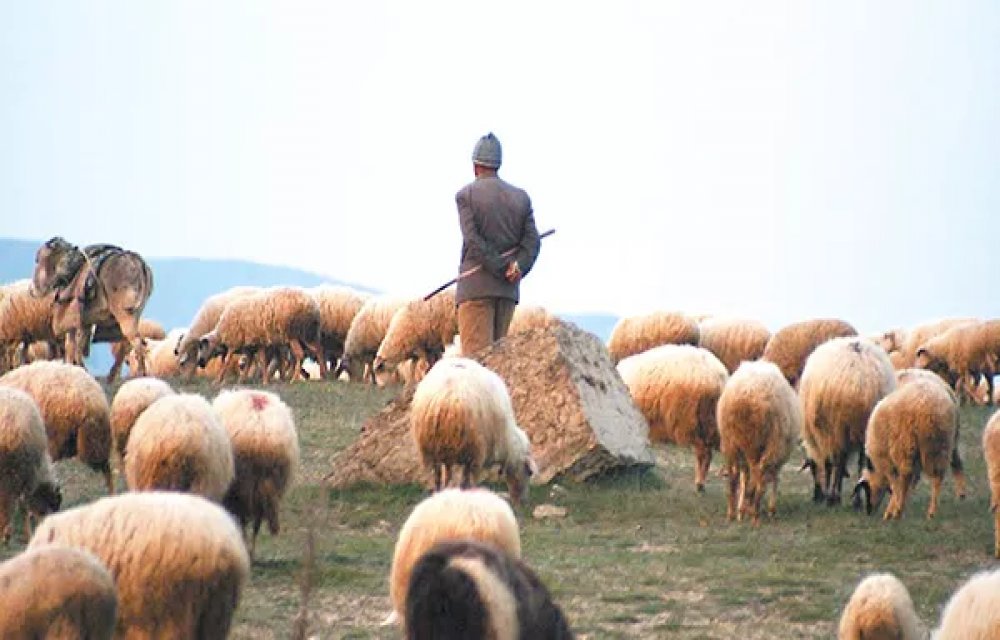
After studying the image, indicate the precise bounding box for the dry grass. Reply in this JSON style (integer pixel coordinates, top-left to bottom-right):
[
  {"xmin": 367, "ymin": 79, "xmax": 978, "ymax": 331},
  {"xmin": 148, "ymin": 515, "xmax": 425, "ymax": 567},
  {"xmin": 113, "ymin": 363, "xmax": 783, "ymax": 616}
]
[{"xmin": 2, "ymin": 377, "xmax": 998, "ymax": 638}]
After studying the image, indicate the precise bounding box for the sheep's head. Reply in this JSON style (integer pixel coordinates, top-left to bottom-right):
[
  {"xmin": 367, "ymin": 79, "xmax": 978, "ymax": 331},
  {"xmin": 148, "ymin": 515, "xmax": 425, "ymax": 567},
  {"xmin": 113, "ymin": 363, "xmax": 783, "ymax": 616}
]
[
  {"xmin": 504, "ymin": 426, "xmax": 538, "ymax": 507},
  {"xmin": 914, "ymin": 346, "xmax": 946, "ymax": 374},
  {"xmin": 852, "ymin": 458, "xmax": 887, "ymax": 515},
  {"xmin": 197, "ymin": 334, "xmax": 225, "ymax": 368},
  {"xmin": 337, "ymin": 354, "xmax": 367, "ymax": 382},
  {"xmin": 27, "ymin": 480, "xmax": 63, "ymax": 518},
  {"xmin": 31, "ymin": 237, "xmax": 77, "ymax": 297},
  {"xmin": 173, "ymin": 331, "xmax": 187, "ymax": 357}
]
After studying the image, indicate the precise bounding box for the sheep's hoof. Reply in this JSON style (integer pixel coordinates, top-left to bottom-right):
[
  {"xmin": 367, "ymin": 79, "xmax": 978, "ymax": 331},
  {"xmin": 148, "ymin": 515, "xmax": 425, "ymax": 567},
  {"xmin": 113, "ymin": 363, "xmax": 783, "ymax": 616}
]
[
  {"xmin": 826, "ymin": 495, "xmax": 841, "ymax": 507},
  {"xmin": 695, "ymin": 483, "xmax": 705, "ymax": 493},
  {"xmin": 812, "ymin": 487, "xmax": 825, "ymax": 503}
]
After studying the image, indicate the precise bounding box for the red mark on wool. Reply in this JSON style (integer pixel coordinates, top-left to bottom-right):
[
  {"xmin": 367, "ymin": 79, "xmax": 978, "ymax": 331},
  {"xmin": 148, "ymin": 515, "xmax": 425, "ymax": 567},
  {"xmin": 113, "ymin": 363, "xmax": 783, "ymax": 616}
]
[{"xmin": 251, "ymin": 394, "xmax": 269, "ymax": 411}]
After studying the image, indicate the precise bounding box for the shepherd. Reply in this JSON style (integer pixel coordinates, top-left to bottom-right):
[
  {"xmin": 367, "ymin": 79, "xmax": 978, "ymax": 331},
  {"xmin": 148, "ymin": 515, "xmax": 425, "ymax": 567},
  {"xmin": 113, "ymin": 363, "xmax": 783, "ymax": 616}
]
[
  {"xmin": 30, "ymin": 237, "xmax": 154, "ymax": 381},
  {"xmin": 454, "ymin": 132, "xmax": 541, "ymax": 356}
]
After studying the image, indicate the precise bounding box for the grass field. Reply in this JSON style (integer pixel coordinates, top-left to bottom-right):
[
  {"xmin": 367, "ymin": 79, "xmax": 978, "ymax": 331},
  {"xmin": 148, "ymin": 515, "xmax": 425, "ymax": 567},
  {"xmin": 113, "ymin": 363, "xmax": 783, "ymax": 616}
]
[{"xmin": 3, "ymin": 377, "xmax": 998, "ymax": 638}]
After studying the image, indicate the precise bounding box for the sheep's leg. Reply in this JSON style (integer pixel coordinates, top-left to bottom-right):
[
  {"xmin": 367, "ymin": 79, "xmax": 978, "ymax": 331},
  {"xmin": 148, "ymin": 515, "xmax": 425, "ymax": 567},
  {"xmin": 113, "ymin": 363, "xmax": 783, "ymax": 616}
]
[
  {"xmin": 693, "ymin": 442, "xmax": 711, "ymax": 493},
  {"xmin": 460, "ymin": 463, "xmax": 473, "ymax": 490},
  {"xmin": 215, "ymin": 352, "xmax": 235, "ymax": 385},
  {"xmin": 725, "ymin": 464, "xmax": 740, "ymax": 521},
  {"xmin": 927, "ymin": 474, "xmax": 943, "ymax": 519},
  {"xmin": 749, "ymin": 466, "xmax": 766, "ymax": 526},
  {"xmin": 289, "ymin": 341, "xmax": 308, "ymax": 381},
  {"xmin": 116, "ymin": 315, "xmax": 146, "ymax": 381},
  {"xmin": 0, "ymin": 494, "xmax": 15, "ymax": 545},
  {"xmin": 767, "ymin": 473, "xmax": 779, "ymax": 518},
  {"xmin": 303, "ymin": 339, "xmax": 328, "ymax": 379}
]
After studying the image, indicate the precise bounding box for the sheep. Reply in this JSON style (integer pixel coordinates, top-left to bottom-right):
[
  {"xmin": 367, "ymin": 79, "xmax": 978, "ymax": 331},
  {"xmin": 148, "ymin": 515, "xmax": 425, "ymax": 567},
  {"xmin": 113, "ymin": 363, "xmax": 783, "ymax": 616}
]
[
  {"xmin": 124, "ymin": 393, "xmax": 235, "ymax": 501},
  {"xmin": 762, "ymin": 317, "xmax": 858, "ymax": 387},
  {"xmin": 837, "ymin": 572, "xmax": 925, "ymax": 640},
  {"xmin": 697, "ymin": 316, "xmax": 771, "ymax": 374},
  {"xmin": 716, "ymin": 360, "xmax": 801, "ymax": 524},
  {"xmin": 0, "ymin": 546, "xmax": 117, "ymax": 639},
  {"xmin": 108, "ymin": 317, "xmax": 165, "ymax": 381},
  {"xmin": 915, "ymin": 320, "xmax": 1000, "ymax": 404},
  {"xmin": 196, "ymin": 287, "xmax": 327, "ymax": 384},
  {"xmin": 507, "ymin": 304, "xmax": 560, "ymax": 336},
  {"xmin": 933, "ymin": 569, "xmax": 1000, "ymax": 639},
  {"xmin": 109, "ymin": 376, "xmax": 176, "ymax": 461},
  {"xmin": 212, "ymin": 389, "xmax": 299, "ymax": 559},
  {"xmin": 617, "ymin": 344, "xmax": 729, "ymax": 491},
  {"xmin": 896, "ymin": 317, "xmax": 978, "ymax": 369},
  {"xmin": 799, "ymin": 336, "xmax": 896, "ymax": 505},
  {"xmin": 983, "ymin": 411, "xmax": 1000, "ymax": 558},
  {"xmin": 0, "ymin": 387, "xmax": 62, "ymax": 544},
  {"xmin": 339, "ymin": 295, "xmax": 407, "ymax": 383},
  {"xmin": 373, "ymin": 288, "xmax": 458, "ymax": 380},
  {"xmin": 405, "ymin": 539, "xmax": 574, "ymax": 640},
  {"xmin": 174, "ymin": 285, "xmax": 262, "ymax": 378},
  {"xmin": 311, "ymin": 284, "xmax": 369, "ymax": 376},
  {"xmin": 872, "ymin": 328, "xmax": 906, "ymax": 356},
  {"xmin": 410, "ymin": 357, "xmax": 537, "ymax": 505},
  {"xmin": 387, "ymin": 488, "xmax": 522, "ymax": 626},
  {"xmin": 0, "ymin": 279, "xmax": 58, "ymax": 373},
  {"xmin": 0, "ymin": 360, "xmax": 114, "ymax": 494},
  {"xmin": 606, "ymin": 311, "xmax": 700, "ymax": 364},
  {"xmin": 854, "ymin": 368, "xmax": 960, "ymax": 519},
  {"xmin": 29, "ymin": 491, "xmax": 250, "ymax": 639}
]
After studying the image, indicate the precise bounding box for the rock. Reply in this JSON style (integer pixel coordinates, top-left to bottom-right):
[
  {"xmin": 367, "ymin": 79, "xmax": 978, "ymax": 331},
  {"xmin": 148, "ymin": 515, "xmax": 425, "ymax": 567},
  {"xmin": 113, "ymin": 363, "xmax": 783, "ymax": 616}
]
[
  {"xmin": 532, "ymin": 504, "xmax": 569, "ymax": 519},
  {"xmin": 325, "ymin": 321, "xmax": 654, "ymax": 489}
]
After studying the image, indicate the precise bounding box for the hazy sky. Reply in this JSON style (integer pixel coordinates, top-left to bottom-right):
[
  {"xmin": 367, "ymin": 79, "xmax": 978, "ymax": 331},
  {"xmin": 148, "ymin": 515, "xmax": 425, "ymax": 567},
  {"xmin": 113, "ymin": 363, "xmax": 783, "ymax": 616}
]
[{"xmin": 2, "ymin": 2, "xmax": 998, "ymax": 334}]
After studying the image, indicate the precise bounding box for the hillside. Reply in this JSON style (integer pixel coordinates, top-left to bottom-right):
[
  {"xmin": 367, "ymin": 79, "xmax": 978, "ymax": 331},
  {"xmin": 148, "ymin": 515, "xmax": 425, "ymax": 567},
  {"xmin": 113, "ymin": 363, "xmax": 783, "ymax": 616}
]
[{"xmin": 0, "ymin": 238, "xmax": 618, "ymax": 372}]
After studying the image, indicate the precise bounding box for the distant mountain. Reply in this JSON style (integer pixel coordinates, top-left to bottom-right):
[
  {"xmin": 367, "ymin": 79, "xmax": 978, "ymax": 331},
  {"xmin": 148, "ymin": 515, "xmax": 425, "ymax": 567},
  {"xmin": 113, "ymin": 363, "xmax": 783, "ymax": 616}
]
[{"xmin": 1, "ymin": 238, "xmax": 617, "ymax": 373}]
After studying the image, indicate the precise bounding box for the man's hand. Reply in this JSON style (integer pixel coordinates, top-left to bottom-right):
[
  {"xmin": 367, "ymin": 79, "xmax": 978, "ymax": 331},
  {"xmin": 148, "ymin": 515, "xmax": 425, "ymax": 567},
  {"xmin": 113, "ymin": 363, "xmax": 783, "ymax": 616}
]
[{"xmin": 505, "ymin": 260, "xmax": 522, "ymax": 283}]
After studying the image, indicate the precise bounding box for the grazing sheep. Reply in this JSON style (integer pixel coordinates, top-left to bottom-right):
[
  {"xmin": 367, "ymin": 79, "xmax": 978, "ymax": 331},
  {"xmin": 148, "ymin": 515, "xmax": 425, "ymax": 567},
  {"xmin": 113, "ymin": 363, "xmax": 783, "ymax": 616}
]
[
  {"xmin": 606, "ymin": 311, "xmax": 700, "ymax": 364},
  {"xmin": 174, "ymin": 286, "xmax": 262, "ymax": 378},
  {"xmin": 0, "ymin": 360, "xmax": 113, "ymax": 494},
  {"xmin": 109, "ymin": 377, "xmax": 176, "ymax": 461},
  {"xmin": 126, "ymin": 327, "xmax": 185, "ymax": 378},
  {"xmin": 108, "ymin": 317, "xmax": 165, "ymax": 381},
  {"xmin": 915, "ymin": 320, "xmax": 1000, "ymax": 404},
  {"xmin": 339, "ymin": 295, "xmax": 407, "ymax": 383},
  {"xmin": 896, "ymin": 317, "xmax": 977, "ymax": 369},
  {"xmin": 618, "ymin": 344, "xmax": 729, "ymax": 491},
  {"xmin": 507, "ymin": 304, "xmax": 560, "ymax": 336},
  {"xmin": 697, "ymin": 316, "xmax": 771, "ymax": 374},
  {"xmin": 0, "ymin": 546, "xmax": 117, "ymax": 639},
  {"xmin": 855, "ymin": 369, "xmax": 960, "ymax": 519},
  {"xmin": 933, "ymin": 569, "xmax": 1000, "ymax": 639},
  {"xmin": 0, "ymin": 387, "xmax": 62, "ymax": 544},
  {"xmin": 872, "ymin": 328, "xmax": 906, "ymax": 356},
  {"xmin": 29, "ymin": 491, "xmax": 250, "ymax": 639},
  {"xmin": 374, "ymin": 288, "xmax": 458, "ymax": 379},
  {"xmin": 405, "ymin": 539, "xmax": 574, "ymax": 640},
  {"xmin": 983, "ymin": 412, "xmax": 1000, "ymax": 558},
  {"xmin": 212, "ymin": 389, "xmax": 299, "ymax": 559},
  {"xmin": 762, "ymin": 317, "xmax": 858, "ymax": 387},
  {"xmin": 124, "ymin": 393, "xmax": 235, "ymax": 501},
  {"xmin": 0, "ymin": 279, "xmax": 58, "ymax": 373},
  {"xmin": 311, "ymin": 284, "xmax": 369, "ymax": 377},
  {"xmin": 196, "ymin": 287, "xmax": 327, "ymax": 384},
  {"xmin": 799, "ymin": 337, "xmax": 896, "ymax": 505},
  {"xmin": 411, "ymin": 357, "xmax": 536, "ymax": 505},
  {"xmin": 717, "ymin": 360, "xmax": 801, "ymax": 524},
  {"xmin": 388, "ymin": 488, "xmax": 522, "ymax": 625},
  {"xmin": 837, "ymin": 572, "xmax": 925, "ymax": 640}
]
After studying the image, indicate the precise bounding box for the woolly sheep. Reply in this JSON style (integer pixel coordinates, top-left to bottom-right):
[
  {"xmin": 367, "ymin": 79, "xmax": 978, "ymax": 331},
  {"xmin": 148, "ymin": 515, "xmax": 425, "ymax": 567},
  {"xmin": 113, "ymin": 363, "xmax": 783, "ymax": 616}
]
[
  {"xmin": 124, "ymin": 393, "xmax": 235, "ymax": 501},
  {"xmin": 387, "ymin": 488, "xmax": 522, "ymax": 625},
  {"xmin": 856, "ymin": 369, "xmax": 960, "ymax": 519},
  {"xmin": 127, "ymin": 327, "xmax": 184, "ymax": 378},
  {"xmin": 174, "ymin": 285, "xmax": 262, "ymax": 378},
  {"xmin": 0, "ymin": 546, "xmax": 117, "ymax": 639},
  {"xmin": 29, "ymin": 491, "xmax": 250, "ymax": 639},
  {"xmin": 983, "ymin": 412, "xmax": 1000, "ymax": 558},
  {"xmin": 606, "ymin": 311, "xmax": 700, "ymax": 364},
  {"xmin": 618, "ymin": 344, "xmax": 729, "ymax": 491},
  {"xmin": 896, "ymin": 317, "xmax": 977, "ymax": 369},
  {"xmin": 0, "ymin": 279, "xmax": 58, "ymax": 372},
  {"xmin": 411, "ymin": 357, "xmax": 536, "ymax": 505},
  {"xmin": 717, "ymin": 360, "xmax": 800, "ymax": 524},
  {"xmin": 915, "ymin": 320, "xmax": 1000, "ymax": 404},
  {"xmin": 799, "ymin": 337, "xmax": 896, "ymax": 505},
  {"xmin": 197, "ymin": 287, "xmax": 327, "ymax": 384},
  {"xmin": 507, "ymin": 304, "xmax": 560, "ymax": 336},
  {"xmin": 339, "ymin": 295, "xmax": 407, "ymax": 383},
  {"xmin": 762, "ymin": 317, "xmax": 857, "ymax": 387},
  {"xmin": 311, "ymin": 284, "xmax": 369, "ymax": 376},
  {"xmin": 109, "ymin": 377, "xmax": 176, "ymax": 461},
  {"xmin": 108, "ymin": 317, "xmax": 165, "ymax": 381},
  {"xmin": 374, "ymin": 288, "xmax": 458, "ymax": 379},
  {"xmin": 213, "ymin": 389, "xmax": 299, "ymax": 559},
  {"xmin": 837, "ymin": 572, "xmax": 925, "ymax": 640},
  {"xmin": 697, "ymin": 316, "xmax": 771, "ymax": 374},
  {"xmin": 933, "ymin": 569, "xmax": 1000, "ymax": 639},
  {"xmin": 0, "ymin": 387, "xmax": 61, "ymax": 543},
  {"xmin": 0, "ymin": 360, "xmax": 113, "ymax": 494},
  {"xmin": 405, "ymin": 539, "xmax": 574, "ymax": 640}
]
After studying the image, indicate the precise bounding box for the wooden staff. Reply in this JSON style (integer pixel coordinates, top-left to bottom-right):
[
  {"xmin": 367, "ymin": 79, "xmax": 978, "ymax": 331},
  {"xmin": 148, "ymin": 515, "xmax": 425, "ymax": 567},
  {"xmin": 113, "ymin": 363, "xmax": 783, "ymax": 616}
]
[{"xmin": 423, "ymin": 228, "xmax": 555, "ymax": 301}]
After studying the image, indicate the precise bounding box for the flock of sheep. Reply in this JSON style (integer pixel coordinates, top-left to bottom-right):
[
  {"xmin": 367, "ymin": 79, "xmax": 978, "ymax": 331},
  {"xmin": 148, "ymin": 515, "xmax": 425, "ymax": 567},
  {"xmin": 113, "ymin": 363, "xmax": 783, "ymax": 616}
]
[{"xmin": 3, "ymin": 272, "xmax": 1000, "ymax": 637}]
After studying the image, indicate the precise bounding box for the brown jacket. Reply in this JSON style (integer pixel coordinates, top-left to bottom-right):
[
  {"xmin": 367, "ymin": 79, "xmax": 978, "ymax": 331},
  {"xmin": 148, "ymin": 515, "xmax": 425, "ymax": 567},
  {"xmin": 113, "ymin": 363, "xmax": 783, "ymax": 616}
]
[{"xmin": 455, "ymin": 176, "xmax": 540, "ymax": 304}]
